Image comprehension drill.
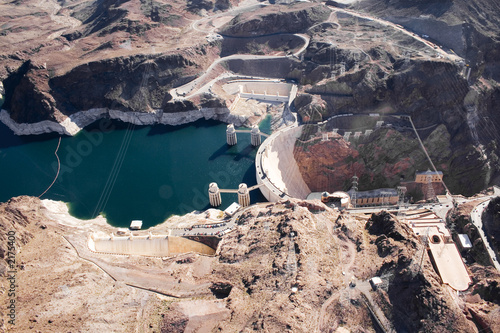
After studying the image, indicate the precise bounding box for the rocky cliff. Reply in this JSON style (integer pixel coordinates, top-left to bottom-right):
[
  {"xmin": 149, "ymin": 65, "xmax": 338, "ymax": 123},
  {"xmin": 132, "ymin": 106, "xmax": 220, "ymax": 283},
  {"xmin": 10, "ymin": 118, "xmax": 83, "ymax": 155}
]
[{"xmin": 0, "ymin": 0, "xmax": 236, "ymax": 130}]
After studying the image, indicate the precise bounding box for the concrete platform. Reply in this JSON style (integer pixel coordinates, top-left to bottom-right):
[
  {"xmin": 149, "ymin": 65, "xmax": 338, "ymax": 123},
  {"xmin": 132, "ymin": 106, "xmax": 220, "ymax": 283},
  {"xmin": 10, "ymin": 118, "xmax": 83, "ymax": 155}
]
[
  {"xmin": 404, "ymin": 210, "xmax": 471, "ymax": 291},
  {"xmin": 428, "ymin": 235, "xmax": 472, "ymax": 291}
]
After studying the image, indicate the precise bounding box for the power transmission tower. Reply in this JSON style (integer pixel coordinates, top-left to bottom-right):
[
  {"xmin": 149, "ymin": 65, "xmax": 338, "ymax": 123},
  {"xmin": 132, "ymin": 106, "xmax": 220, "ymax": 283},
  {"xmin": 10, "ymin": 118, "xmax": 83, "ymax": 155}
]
[
  {"xmin": 425, "ymin": 173, "xmax": 436, "ymax": 202},
  {"xmin": 397, "ymin": 186, "xmax": 407, "ymax": 222},
  {"xmin": 418, "ymin": 227, "xmax": 430, "ymax": 274},
  {"xmin": 350, "ymin": 175, "xmax": 358, "ymax": 208}
]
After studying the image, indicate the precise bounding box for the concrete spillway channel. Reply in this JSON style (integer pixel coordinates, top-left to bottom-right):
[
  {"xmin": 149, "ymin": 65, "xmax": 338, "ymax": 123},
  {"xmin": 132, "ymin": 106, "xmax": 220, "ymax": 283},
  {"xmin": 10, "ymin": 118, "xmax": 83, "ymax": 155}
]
[{"xmin": 88, "ymin": 233, "xmax": 218, "ymax": 257}]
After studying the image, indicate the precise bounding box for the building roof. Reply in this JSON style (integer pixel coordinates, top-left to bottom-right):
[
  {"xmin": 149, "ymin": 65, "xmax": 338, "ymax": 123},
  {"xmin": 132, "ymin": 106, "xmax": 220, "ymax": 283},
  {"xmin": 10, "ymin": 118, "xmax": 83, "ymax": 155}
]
[
  {"xmin": 130, "ymin": 220, "xmax": 143, "ymax": 229},
  {"xmin": 224, "ymin": 202, "xmax": 241, "ymax": 216},
  {"xmin": 458, "ymin": 234, "xmax": 473, "ymax": 248}
]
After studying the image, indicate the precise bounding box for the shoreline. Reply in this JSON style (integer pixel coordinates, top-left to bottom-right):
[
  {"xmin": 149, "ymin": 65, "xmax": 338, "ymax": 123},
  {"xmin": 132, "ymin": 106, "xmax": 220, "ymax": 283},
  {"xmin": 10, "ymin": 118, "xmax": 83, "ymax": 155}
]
[{"xmin": 0, "ymin": 107, "xmax": 249, "ymax": 136}]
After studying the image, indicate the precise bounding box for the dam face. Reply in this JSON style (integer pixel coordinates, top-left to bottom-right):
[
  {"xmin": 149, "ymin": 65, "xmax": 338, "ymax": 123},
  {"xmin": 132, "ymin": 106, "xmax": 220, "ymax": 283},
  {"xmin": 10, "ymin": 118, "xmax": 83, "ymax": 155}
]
[{"xmin": 256, "ymin": 126, "xmax": 311, "ymax": 202}]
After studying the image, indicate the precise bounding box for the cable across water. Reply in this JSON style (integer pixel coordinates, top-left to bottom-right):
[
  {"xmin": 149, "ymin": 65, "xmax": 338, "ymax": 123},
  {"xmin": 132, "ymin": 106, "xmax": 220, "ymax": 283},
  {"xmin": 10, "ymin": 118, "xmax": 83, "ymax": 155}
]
[{"xmin": 38, "ymin": 136, "xmax": 62, "ymax": 198}]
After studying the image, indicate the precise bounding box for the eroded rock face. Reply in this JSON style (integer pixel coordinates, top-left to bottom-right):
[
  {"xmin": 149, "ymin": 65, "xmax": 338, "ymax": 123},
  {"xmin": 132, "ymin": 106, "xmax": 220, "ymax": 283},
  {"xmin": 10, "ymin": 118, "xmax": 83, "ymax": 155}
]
[{"xmin": 293, "ymin": 133, "xmax": 364, "ymax": 192}]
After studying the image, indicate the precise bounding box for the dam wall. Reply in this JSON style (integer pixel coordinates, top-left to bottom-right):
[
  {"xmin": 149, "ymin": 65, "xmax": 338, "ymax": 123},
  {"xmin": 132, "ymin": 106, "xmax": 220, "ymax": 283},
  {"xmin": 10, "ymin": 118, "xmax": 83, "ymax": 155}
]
[
  {"xmin": 256, "ymin": 125, "xmax": 311, "ymax": 202},
  {"xmin": 89, "ymin": 234, "xmax": 216, "ymax": 257}
]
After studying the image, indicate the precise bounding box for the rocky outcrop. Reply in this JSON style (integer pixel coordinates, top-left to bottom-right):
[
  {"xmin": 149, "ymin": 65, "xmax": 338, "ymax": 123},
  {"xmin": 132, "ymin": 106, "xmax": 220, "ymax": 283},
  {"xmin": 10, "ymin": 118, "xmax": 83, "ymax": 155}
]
[
  {"xmin": 219, "ymin": 3, "xmax": 331, "ymax": 37},
  {"xmin": 203, "ymin": 202, "xmax": 478, "ymax": 331},
  {"xmin": 0, "ymin": 196, "xmax": 43, "ymax": 276},
  {"xmin": 366, "ymin": 211, "xmax": 476, "ymax": 332},
  {"xmin": 0, "ymin": 46, "xmax": 252, "ymax": 135}
]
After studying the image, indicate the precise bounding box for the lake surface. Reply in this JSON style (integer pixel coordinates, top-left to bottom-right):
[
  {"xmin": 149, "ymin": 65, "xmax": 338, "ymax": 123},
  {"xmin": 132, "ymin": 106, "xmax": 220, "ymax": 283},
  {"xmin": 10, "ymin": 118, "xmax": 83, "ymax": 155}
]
[{"xmin": 0, "ymin": 117, "xmax": 270, "ymax": 229}]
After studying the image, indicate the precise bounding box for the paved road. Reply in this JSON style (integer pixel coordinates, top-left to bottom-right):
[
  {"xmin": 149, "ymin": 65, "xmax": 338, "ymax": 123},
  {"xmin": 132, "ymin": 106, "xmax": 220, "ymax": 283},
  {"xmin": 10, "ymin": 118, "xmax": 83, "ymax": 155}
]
[
  {"xmin": 327, "ymin": 5, "xmax": 462, "ymax": 63},
  {"xmin": 169, "ymin": 203, "xmax": 260, "ymax": 238},
  {"xmin": 470, "ymin": 198, "xmax": 500, "ymax": 270},
  {"xmin": 170, "ymin": 44, "xmax": 308, "ymax": 99}
]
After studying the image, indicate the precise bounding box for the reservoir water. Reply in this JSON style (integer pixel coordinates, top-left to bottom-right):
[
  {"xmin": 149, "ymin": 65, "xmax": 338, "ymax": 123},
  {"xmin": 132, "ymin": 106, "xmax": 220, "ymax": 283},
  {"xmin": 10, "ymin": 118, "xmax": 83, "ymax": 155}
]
[{"xmin": 0, "ymin": 117, "xmax": 270, "ymax": 229}]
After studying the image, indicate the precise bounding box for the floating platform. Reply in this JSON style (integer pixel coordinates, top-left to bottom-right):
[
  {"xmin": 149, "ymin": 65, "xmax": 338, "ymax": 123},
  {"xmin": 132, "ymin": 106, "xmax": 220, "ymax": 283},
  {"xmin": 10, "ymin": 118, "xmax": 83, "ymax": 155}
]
[{"xmin": 130, "ymin": 220, "xmax": 143, "ymax": 230}]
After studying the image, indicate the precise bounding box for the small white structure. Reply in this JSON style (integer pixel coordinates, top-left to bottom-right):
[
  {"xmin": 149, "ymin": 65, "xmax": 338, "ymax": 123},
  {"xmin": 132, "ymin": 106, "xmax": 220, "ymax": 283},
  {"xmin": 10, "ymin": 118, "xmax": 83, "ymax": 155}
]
[
  {"xmin": 457, "ymin": 234, "xmax": 472, "ymax": 249},
  {"xmin": 343, "ymin": 131, "xmax": 351, "ymax": 141},
  {"xmin": 224, "ymin": 202, "xmax": 241, "ymax": 217},
  {"xmin": 318, "ymin": 191, "xmax": 351, "ymax": 208},
  {"xmin": 369, "ymin": 277, "xmax": 383, "ymax": 290},
  {"xmin": 130, "ymin": 220, "xmax": 143, "ymax": 230},
  {"xmin": 376, "ymin": 121, "xmax": 384, "ymax": 128}
]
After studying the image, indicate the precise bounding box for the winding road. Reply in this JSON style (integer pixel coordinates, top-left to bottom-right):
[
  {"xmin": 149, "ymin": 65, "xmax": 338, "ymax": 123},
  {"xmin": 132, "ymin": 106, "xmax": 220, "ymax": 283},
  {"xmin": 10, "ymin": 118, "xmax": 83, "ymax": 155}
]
[
  {"xmin": 172, "ymin": 0, "xmax": 462, "ymax": 105},
  {"xmin": 470, "ymin": 190, "xmax": 500, "ymax": 271}
]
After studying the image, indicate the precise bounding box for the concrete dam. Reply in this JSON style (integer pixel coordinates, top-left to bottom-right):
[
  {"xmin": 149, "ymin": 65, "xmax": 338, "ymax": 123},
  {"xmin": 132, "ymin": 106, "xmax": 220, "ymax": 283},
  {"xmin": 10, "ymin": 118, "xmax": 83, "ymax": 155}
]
[
  {"xmin": 256, "ymin": 125, "xmax": 311, "ymax": 202},
  {"xmin": 88, "ymin": 233, "xmax": 217, "ymax": 257}
]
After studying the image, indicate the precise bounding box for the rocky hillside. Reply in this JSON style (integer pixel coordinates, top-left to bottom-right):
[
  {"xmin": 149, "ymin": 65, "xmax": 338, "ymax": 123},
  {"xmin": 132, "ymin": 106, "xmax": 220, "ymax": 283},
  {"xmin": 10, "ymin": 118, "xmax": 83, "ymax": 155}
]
[
  {"xmin": 219, "ymin": 2, "xmax": 331, "ymax": 37},
  {"xmin": 162, "ymin": 202, "xmax": 484, "ymax": 332},
  {"xmin": 0, "ymin": 197, "xmax": 42, "ymax": 276},
  {"xmin": 358, "ymin": 0, "xmax": 500, "ymax": 76},
  {"xmin": 1, "ymin": 196, "xmax": 499, "ymax": 332},
  {"xmin": 0, "ymin": 0, "xmax": 236, "ymax": 124}
]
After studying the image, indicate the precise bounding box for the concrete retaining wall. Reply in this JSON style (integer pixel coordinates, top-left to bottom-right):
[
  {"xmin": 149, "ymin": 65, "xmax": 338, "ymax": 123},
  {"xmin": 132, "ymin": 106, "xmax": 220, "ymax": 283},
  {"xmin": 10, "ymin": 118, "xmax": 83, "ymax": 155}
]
[
  {"xmin": 240, "ymin": 92, "xmax": 289, "ymax": 103},
  {"xmin": 89, "ymin": 235, "xmax": 216, "ymax": 256}
]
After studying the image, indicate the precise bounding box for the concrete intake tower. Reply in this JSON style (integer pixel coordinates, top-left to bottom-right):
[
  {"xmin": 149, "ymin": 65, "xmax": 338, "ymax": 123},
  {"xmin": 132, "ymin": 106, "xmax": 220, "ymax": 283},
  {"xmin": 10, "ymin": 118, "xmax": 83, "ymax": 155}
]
[{"xmin": 226, "ymin": 124, "xmax": 237, "ymax": 145}]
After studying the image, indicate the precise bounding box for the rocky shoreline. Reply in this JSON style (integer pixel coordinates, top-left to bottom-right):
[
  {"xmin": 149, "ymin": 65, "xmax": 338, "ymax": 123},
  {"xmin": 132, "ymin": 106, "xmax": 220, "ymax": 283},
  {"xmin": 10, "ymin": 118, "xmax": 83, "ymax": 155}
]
[{"xmin": 0, "ymin": 107, "xmax": 249, "ymax": 136}]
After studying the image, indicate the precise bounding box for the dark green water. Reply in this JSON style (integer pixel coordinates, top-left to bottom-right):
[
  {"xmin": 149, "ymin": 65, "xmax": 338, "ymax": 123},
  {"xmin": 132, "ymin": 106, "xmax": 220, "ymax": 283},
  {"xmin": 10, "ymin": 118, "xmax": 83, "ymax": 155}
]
[{"xmin": 0, "ymin": 117, "xmax": 271, "ymax": 229}]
